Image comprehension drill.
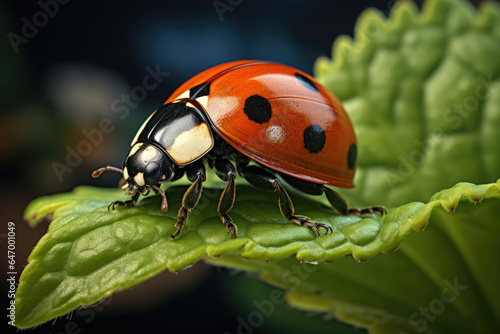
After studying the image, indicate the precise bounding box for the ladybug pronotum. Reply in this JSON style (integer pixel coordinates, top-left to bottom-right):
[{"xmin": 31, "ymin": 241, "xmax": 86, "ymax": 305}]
[{"xmin": 93, "ymin": 60, "xmax": 386, "ymax": 238}]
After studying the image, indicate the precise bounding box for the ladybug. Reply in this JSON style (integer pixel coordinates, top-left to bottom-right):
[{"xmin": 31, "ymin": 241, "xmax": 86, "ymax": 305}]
[{"xmin": 93, "ymin": 60, "xmax": 386, "ymax": 239}]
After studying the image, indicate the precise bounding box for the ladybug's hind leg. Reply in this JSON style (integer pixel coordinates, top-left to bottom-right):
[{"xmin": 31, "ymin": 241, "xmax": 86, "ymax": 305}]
[
  {"xmin": 280, "ymin": 174, "xmax": 387, "ymax": 217},
  {"xmin": 214, "ymin": 158, "xmax": 238, "ymax": 238},
  {"xmin": 172, "ymin": 162, "xmax": 206, "ymax": 239},
  {"xmin": 241, "ymin": 166, "xmax": 332, "ymax": 236},
  {"xmin": 323, "ymin": 187, "xmax": 387, "ymax": 216}
]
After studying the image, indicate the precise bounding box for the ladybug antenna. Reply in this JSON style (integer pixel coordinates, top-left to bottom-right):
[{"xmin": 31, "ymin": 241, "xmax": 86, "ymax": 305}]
[{"xmin": 92, "ymin": 166, "xmax": 123, "ymax": 179}]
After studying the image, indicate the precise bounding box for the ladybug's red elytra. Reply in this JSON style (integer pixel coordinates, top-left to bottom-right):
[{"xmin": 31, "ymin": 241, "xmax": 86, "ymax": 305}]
[{"xmin": 93, "ymin": 60, "xmax": 386, "ymax": 238}]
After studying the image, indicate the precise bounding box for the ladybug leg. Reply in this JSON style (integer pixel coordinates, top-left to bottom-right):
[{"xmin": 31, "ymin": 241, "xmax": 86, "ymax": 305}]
[
  {"xmin": 108, "ymin": 192, "xmax": 140, "ymax": 210},
  {"xmin": 92, "ymin": 166, "xmax": 138, "ymax": 210},
  {"xmin": 280, "ymin": 174, "xmax": 387, "ymax": 216},
  {"xmin": 323, "ymin": 187, "xmax": 387, "ymax": 216},
  {"xmin": 214, "ymin": 158, "xmax": 238, "ymax": 238},
  {"xmin": 152, "ymin": 185, "xmax": 168, "ymax": 212},
  {"xmin": 241, "ymin": 166, "xmax": 332, "ymax": 236},
  {"xmin": 172, "ymin": 162, "xmax": 206, "ymax": 239}
]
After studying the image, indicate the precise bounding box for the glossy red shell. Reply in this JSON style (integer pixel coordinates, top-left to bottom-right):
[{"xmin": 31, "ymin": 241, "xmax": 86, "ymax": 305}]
[{"xmin": 165, "ymin": 60, "xmax": 356, "ymax": 188}]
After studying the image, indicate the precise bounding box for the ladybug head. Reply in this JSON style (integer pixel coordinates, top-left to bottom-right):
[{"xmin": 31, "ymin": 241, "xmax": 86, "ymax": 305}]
[
  {"xmin": 122, "ymin": 142, "xmax": 175, "ymax": 195},
  {"xmin": 92, "ymin": 142, "xmax": 174, "ymax": 199}
]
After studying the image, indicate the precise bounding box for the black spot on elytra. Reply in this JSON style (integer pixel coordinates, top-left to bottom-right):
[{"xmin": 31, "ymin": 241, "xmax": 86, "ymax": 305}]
[
  {"xmin": 189, "ymin": 82, "xmax": 211, "ymax": 98},
  {"xmin": 295, "ymin": 73, "xmax": 319, "ymax": 92},
  {"xmin": 303, "ymin": 124, "xmax": 326, "ymax": 153},
  {"xmin": 244, "ymin": 95, "xmax": 272, "ymax": 124},
  {"xmin": 347, "ymin": 143, "xmax": 357, "ymax": 169}
]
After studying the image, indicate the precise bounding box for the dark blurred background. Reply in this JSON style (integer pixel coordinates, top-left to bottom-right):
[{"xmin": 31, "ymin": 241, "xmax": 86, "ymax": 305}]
[{"xmin": 0, "ymin": 0, "xmax": 489, "ymax": 333}]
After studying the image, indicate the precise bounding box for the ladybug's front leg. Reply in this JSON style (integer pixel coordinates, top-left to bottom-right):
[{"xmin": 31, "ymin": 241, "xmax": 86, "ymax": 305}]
[
  {"xmin": 108, "ymin": 192, "xmax": 140, "ymax": 210},
  {"xmin": 241, "ymin": 166, "xmax": 332, "ymax": 236},
  {"xmin": 92, "ymin": 166, "xmax": 140, "ymax": 211},
  {"xmin": 172, "ymin": 162, "xmax": 206, "ymax": 239},
  {"xmin": 214, "ymin": 158, "xmax": 238, "ymax": 238}
]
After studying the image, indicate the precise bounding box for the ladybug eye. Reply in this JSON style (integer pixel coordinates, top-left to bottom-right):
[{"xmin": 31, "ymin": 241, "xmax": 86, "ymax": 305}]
[{"xmin": 144, "ymin": 162, "xmax": 161, "ymax": 185}]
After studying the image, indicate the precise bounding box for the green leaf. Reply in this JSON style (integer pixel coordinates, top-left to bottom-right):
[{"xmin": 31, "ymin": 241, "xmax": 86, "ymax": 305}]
[
  {"xmin": 315, "ymin": 0, "xmax": 500, "ymax": 209},
  {"xmin": 15, "ymin": 180, "xmax": 500, "ymax": 329},
  {"xmin": 208, "ymin": 180, "xmax": 500, "ymax": 334},
  {"xmin": 24, "ymin": 186, "xmax": 128, "ymax": 229},
  {"xmin": 16, "ymin": 0, "xmax": 500, "ymax": 332}
]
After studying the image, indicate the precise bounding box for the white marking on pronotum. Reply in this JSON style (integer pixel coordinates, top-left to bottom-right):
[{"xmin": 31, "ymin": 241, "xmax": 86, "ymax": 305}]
[
  {"xmin": 128, "ymin": 143, "xmax": 144, "ymax": 157},
  {"xmin": 141, "ymin": 145, "xmax": 157, "ymax": 162},
  {"xmin": 167, "ymin": 123, "xmax": 213, "ymax": 164},
  {"xmin": 131, "ymin": 110, "xmax": 157, "ymax": 146}
]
